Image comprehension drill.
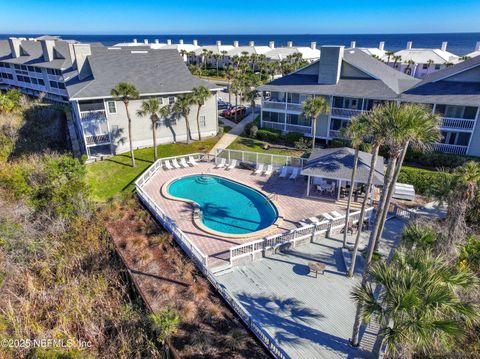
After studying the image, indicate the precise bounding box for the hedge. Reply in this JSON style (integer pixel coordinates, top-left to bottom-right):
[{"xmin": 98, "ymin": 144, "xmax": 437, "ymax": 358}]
[{"xmin": 398, "ymin": 166, "xmax": 452, "ymax": 196}]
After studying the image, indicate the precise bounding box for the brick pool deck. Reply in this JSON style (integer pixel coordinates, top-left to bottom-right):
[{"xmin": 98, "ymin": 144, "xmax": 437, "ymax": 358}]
[{"xmin": 143, "ymin": 162, "xmax": 345, "ymax": 268}]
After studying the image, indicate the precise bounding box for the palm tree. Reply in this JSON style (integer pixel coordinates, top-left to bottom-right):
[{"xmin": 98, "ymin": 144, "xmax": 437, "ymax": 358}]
[
  {"xmin": 111, "ymin": 82, "xmax": 139, "ymax": 167},
  {"xmin": 244, "ymin": 89, "xmax": 259, "ymax": 115},
  {"xmin": 191, "ymin": 86, "xmax": 211, "ymax": 141},
  {"xmin": 426, "ymin": 59, "xmax": 434, "ymax": 68},
  {"xmin": 444, "ymin": 61, "xmax": 454, "ymax": 67},
  {"xmin": 351, "ymin": 103, "xmax": 441, "ymax": 345},
  {"xmin": 224, "ymin": 66, "xmax": 235, "ymax": 104},
  {"xmin": 302, "ymin": 96, "xmax": 330, "ymax": 151},
  {"xmin": 372, "ymin": 104, "xmax": 440, "ymax": 252},
  {"xmin": 459, "ymin": 55, "xmax": 471, "ymax": 62},
  {"xmin": 149, "ymin": 308, "xmax": 180, "ymax": 346},
  {"xmin": 393, "ymin": 55, "xmax": 402, "ymax": 68},
  {"xmin": 351, "ymin": 249, "xmax": 478, "ymax": 357},
  {"xmin": 172, "ymin": 94, "xmax": 194, "ymax": 144},
  {"xmin": 341, "ymin": 115, "xmax": 368, "ymax": 248},
  {"xmin": 179, "ymin": 49, "xmax": 188, "ymax": 62},
  {"xmin": 404, "ymin": 59, "xmax": 416, "ymax": 75},
  {"xmin": 136, "ymin": 98, "xmax": 161, "ymax": 161},
  {"xmin": 212, "ymin": 54, "xmax": 222, "ymax": 76},
  {"xmin": 385, "ymin": 51, "xmax": 395, "ymax": 63}
]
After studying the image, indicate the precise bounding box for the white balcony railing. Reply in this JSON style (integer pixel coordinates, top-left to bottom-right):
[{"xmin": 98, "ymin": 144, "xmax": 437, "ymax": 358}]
[
  {"xmin": 80, "ymin": 110, "xmax": 107, "ymax": 121},
  {"xmin": 440, "ymin": 117, "xmax": 475, "ymax": 130},
  {"xmin": 331, "ymin": 107, "xmax": 363, "ymax": 118},
  {"xmin": 285, "ymin": 123, "xmax": 311, "ymax": 134},
  {"xmin": 85, "ymin": 134, "xmax": 110, "ymax": 146},
  {"xmin": 433, "ymin": 143, "xmax": 468, "ymax": 155},
  {"xmin": 329, "ymin": 129, "xmax": 348, "ymax": 139},
  {"xmin": 286, "ymin": 103, "xmax": 303, "ymax": 112},
  {"xmin": 262, "ymin": 101, "xmax": 286, "ymax": 110},
  {"xmin": 262, "ymin": 120, "xmax": 285, "ymax": 131}
]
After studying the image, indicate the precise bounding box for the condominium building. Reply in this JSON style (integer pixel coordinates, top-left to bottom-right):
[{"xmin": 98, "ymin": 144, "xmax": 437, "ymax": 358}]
[
  {"xmin": 0, "ymin": 37, "xmax": 220, "ymax": 159},
  {"xmin": 258, "ymin": 46, "xmax": 480, "ymax": 157}
]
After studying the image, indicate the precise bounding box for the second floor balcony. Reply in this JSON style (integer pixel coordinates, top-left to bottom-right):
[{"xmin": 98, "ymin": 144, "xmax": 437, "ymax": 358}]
[
  {"xmin": 440, "ymin": 117, "xmax": 475, "ymax": 130},
  {"xmin": 330, "ymin": 107, "xmax": 363, "ymax": 118}
]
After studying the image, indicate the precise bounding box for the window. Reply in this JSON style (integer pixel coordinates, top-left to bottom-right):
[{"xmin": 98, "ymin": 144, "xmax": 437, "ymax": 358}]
[
  {"xmin": 47, "ymin": 68, "xmax": 55, "ymax": 75},
  {"xmin": 49, "ymin": 81, "xmax": 59, "ymax": 88},
  {"xmin": 263, "ymin": 111, "xmax": 285, "ymax": 123},
  {"xmin": 287, "ymin": 114, "xmax": 311, "ymax": 127},
  {"xmin": 330, "ymin": 118, "xmax": 349, "ymax": 130},
  {"xmin": 168, "ymin": 96, "xmax": 175, "ymax": 105},
  {"xmin": 434, "ymin": 64, "xmax": 441, "ymax": 70},
  {"xmin": 58, "ymin": 82, "xmax": 66, "ymax": 90},
  {"xmin": 38, "ymin": 79, "xmax": 45, "ymax": 86},
  {"xmin": 287, "ymin": 93, "xmax": 300, "ymax": 104},
  {"xmin": 199, "ymin": 116, "xmax": 206, "ymax": 127},
  {"xmin": 422, "ymin": 64, "xmax": 428, "ymax": 69},
  {"xmin": 107, "ymin": 101, "xmax": 116, "ymax": 114}
]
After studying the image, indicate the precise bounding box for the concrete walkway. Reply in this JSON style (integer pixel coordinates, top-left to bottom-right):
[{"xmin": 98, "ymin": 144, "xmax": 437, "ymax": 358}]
[{"xmin": 209, "ymin": 111, "xmax": 257, "ymax": 155}]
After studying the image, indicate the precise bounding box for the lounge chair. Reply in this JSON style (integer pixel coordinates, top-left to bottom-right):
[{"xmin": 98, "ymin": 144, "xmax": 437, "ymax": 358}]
[
  {"xmin": 254, "ymin": 163, "xmax": 264, "ymax": 175},
  {"xmin": 308, "ymin": 216, "xmax": 321, "ymax": 224},
  {"xmin": 226, "ymin": 159, "xmax": 238, "ymax": 170},
  {"xmin": 263, "ymin": 164, "xmax": 273, "ymax": 176},
  {"xmin": 289, "ymin": 167, "xmax": 300, "ymax": 180},
  {"xmin": 330, "ymin": 211, "xmax": 344, "ymax": 219},
  {"xmin": 163, "ymin": 160, "xmax": 173, "ymax": 170},
  {"xmin": 215, "ymin": 158, "xmax": 226, "ymax": 168},
  {"xmin": 171, "ymin": 158, "xmax": 182, "ymax": 169},
  {"xmin": 188, "ymin": 156, "xmax": 198, "ymax": 166},
  {"xmin": 322, "ymin": 213, "xmax": 335, "ymax": 220},
  {"xmin": 180, "ymin": 157, "xmax": 190, "ymax": 167},
  {"xmin": 279, "ymin": 166, "xmax": 289, "ymax": 178}
]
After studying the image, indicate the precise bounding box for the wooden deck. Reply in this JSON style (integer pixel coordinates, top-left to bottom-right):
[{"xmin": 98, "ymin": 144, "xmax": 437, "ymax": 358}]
[
  {"xmin": 215, "ymin": 218, "xmax": 404, "ymax": 359},
  {"xmin": 143, "ymin": 162, "xmax": 345, "ymax": 267}
]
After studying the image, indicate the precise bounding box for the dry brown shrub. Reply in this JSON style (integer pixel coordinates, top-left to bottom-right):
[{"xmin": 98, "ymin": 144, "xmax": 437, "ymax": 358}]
[
  {"xmin": 138, "ymin": 252, "xmax": 152, "ymax": 265},
  {"xmin": 189, "ymin": 281, "xmax": 209, "ymax": 301},
  {"xmin": 160, "ymin": 283, "xmax": 176, "ymax": 299},
  {"xmin": 181, "ymin": 301, "xmax": 198, "ymax": 323},
  {"xmin": 203, "ymin": 302, "xmax": 223, "ymax": 321}
]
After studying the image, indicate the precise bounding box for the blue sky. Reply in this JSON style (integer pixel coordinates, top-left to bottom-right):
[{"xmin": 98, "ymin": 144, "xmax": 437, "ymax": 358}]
[{"xmin": 1, "ymin": 0, "xmax": 479, "ymax": 34}]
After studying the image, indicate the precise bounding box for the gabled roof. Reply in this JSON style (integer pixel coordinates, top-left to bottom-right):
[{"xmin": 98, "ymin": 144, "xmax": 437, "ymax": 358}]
[
  {"xmin": 228, "ymin": 45, "xmax": 271, "ymax": 56},
  {"xmin": 301, "ymin": 147, "xmax": 385, "ymax": 186},
  {"xmin": 264, "ymin": 46, "xmax": 320, "ymax": 61},
  {"xmin": 194, "ymin": 44, "xmax": 234, "ymax": 55},
  {"xmin": 388, "ymin": 48, "xmax": 459, "ymax": 64},
  {"xmin": 66, "ymin": 47, "xmax": 219, "ymax": 100},
  {"xmin": 258, "ymin": 47, "xmax": 420, "ymax": 98},
  {"xmin": 411, "ymin": 55, "xmax": 480, "ymax": 85}
]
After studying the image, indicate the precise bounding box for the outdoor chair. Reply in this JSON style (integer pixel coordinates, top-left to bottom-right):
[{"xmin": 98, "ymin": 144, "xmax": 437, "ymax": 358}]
[
  {"xmin": 180, "ymin": 157, "xmax": 190, "ymax": 167},
  {"xmin": 215, "ymin": 158, "xmax": 227, "ymax": 168},
  {"xmin": 188, "ymin": 156, "xmax": 198, "ymax": 166},
  {"xmin": 279, "ymin": 166, "xmax": 289, "ymax": 178},
  {"xmin": 263, "ymin": 164, "xmax": 273, "ymax": 176},
  {"xmin": 226, "ymin": 159, "xmax": 238, "ymax": 170},
  {"xmin": 171, "ymin": 158, "xmax": 182, "ymax": 169},
  {"xmin": 254, "ymin": 163, "xmax": 264, "ymax": 175},
  {"xmin": 163, "ymin": 160, "xmax": 173, "ymax": 170},
  {"xmin": 289, "ymin": 167, "xmax": 300, "ymax": 180}
]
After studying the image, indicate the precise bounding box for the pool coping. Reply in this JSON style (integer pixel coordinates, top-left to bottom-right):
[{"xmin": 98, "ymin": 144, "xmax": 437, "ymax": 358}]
[{"xmin": 160, "ymin": 173, "xmax": 286, "ymax": 239}]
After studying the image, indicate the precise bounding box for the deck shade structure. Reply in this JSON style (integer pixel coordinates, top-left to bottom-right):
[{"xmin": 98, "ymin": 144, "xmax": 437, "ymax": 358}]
[{"xmin": 301, "ymin": 147, "xmax": 385, "ymax": 198}]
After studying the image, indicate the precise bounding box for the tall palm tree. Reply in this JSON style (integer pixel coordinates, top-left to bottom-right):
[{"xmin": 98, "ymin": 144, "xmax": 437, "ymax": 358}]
[
  {"xmin": 393, "ymin": 55, "xmax": 402, "ymax": 68},
  {"xmin": 212, "ymin": 54, "xmax": 222, "ymax": 76},
  {"xmin": 404, "ymin": 59, "xmax": 416, "ymax": 75},
  {"xmin": 179, "ymin": 49, "xmax": 188, "ymax": 62},
  {"xmin": 136, "ymin": 98, "xmax": 161, "ymax": 161},
  {"xmin": 244, "ymin": 89, "xmax": 259, "ymax": 115},
  {"xmin": 341, "ymin": 114, "xmax": 368, "ymax": 248},
  {"xmin": 191, "ymin": 86, "xmax": 212, "ymax": 141},
  {"xmin": 302, "ymin": 96, "xmax": 330, "ymax": 151},
  {"xmin": 111, "ymin": 82, "xmax": 139, "ymax": 167},
  {"xmin": 385, "ymin": 51, "xmax": 395, "ymax": 63},
  {"xmin": 225, "ymin": 66, "xmax": 235, "ymax": 104},
  {"xmin": 372, "ymin": 104, "xmax": 441, "ymax": 252},
  {"xmin": 172, "ymin": 94, "xmax": 194, "ymax": 144},
  {"xmin": 351, "ymin": 249, "xmax": 478, "ymax": 357},
  {"xmin": 351, "ymin": 103, "xmax": 440, "ymax": 345}
]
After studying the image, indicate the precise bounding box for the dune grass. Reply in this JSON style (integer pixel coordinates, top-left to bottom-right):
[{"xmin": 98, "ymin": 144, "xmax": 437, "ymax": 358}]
[
  {"xmin": 86, "ymin": 136, "xmax": 220, "ymax": 202},
  {"xmin": 227, "ymin": 136, "xmax": 304, "ymax": 157}
]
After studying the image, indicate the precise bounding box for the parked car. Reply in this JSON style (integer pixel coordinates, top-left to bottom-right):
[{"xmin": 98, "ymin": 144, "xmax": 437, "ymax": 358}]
[
  {"xmin": 221, "ymin": 105, "xmax": 246, "ymax": 119},
  {"xmin": 217, "ymin": 99, "xmax": 230, "ymax": 109}
]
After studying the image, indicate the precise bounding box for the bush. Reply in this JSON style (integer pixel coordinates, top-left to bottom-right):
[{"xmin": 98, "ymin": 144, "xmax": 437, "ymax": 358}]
[
  {"xmin": 398, "ymin": 166, "xmax": 453, "ymax": 195},
  {"xmin": 249, "ymin": 125, "xmax": 258, "ymax": 138},
  {"xmin": 243, "ymin": 115, "xmax": 260, "ymax": 137},
  {"xmin": 284, "ymin": 132, "xmax": 304, "ymax": 146},
  {"xmin": 256, "ymin": 128, "xmax": 284, "ymax": 143},
  {"xmin": 404, "ymin": 149, "xmax": 479, "ymax": 170}
]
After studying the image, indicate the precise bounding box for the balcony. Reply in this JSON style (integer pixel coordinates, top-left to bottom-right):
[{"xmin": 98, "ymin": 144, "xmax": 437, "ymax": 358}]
[
  {"xmin": 331, "ymin": 107, "xmax": 363, "ymax": 118},
  {"xmin": 262, "ymin": 120, "xmax": 285, "ymax": 131},
  {"xmin": 328, "ymin": 129, "xmax": 348, "ymax": 139},
  {"xmin": 285, "ymin": 123, "xmax": 311, "ymax": 134},
  {"xmin": 440, "ymin": 117, "xmax": 475, "ymax": 131},
  {"xmin": 262, "ymin": 101, "xmax": 286, "ymax": 111},
  {"xmin": 286, "ymin": 103, "xmax": 303, "ymax": 112},
  {"xmin": 85, "ymin": 134, "xmax": 110, "ymax": 146},
  {"xmin": 432, "ymin": 143, "xmax": 467, "ymax": 155},
  {"xmin": 80, "ymin": 110, "xmax": 107, "ymax": 122}
]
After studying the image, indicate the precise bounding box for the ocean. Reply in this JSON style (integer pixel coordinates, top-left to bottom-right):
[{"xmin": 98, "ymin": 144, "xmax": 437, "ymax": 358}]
[{"xmin": 1, "ymin": 33, "xmax": 479, "ymax": 55}]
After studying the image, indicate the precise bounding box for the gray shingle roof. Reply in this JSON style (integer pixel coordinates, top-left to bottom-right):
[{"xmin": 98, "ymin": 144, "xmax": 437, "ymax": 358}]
[
  {"xmin": 66, "ymin": 47, "xmax": 218, "ymax": 99},
  {"xmin": 301, "ymin": 147, "xmax": 385, "ymax": 186}
]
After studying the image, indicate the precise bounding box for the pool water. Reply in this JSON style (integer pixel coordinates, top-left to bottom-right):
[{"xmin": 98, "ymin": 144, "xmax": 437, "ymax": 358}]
[{"xmin": 167, "ymin": 175, "xmax": 278, "ymax": 235}]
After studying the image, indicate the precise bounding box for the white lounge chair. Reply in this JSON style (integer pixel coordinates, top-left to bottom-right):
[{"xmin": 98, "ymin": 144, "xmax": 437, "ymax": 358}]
[
  {"xmin": 215, "ymin": 158, "xmax": 226, "ymax": 168},
  {"xmin": 188, "ymin": 156, "xmax": 198, "ymax": 166},
  {"xmin": 226, "ymin": 159, "xmax": 238, "ymax": 170},
  {"xmin": 279, "ymin": 166, "xmax": 289, "ymax": 178},
  {"xmin": 254, "ymin": 163, "xmax": 264, "ymax": 175},
  {"xmin": 171, "ymin": 158, "xmax": 182, "ymax": 169},
  {"xmin": 289, "ymin": 167, "xmax": 300, "ymax": 180},
  {"xmin": 163, "ymin": 160, "xmax": 173, "ymax": 170},
  {"xmin": 263, "ymin": 164, "xmax": 273, "ymax": 176},
  {"xmin": 180, "ymin": 157, "xmax": 190, "ymax": 168}
]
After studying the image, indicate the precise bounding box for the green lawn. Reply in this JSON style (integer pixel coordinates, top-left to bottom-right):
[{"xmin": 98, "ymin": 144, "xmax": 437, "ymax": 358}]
[
  {"xmin": 227, "ymin": 136, "xmax": 304, "ymax": 157},
  {"xmin": 86, "ymin": 136, "xmax": 220, "ymax": 202}
]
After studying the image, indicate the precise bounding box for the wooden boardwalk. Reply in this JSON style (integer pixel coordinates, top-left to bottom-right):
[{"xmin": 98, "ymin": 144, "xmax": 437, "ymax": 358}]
[{"xmin": 216, "ymin": 219, "xmax": 404, "ymax": 359}]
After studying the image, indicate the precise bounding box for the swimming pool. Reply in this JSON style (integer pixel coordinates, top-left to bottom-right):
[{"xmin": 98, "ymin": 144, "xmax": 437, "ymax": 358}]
[{"xmin": 167, "ymin": 175, "xmax": 278, "ymax": 235}]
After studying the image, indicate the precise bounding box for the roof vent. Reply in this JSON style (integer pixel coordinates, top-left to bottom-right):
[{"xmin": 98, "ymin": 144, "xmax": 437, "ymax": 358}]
[{"xmin": 143, "ymin": 39, "xmax": 149, "ymax": 44}]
